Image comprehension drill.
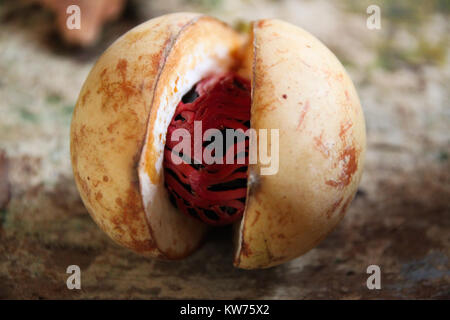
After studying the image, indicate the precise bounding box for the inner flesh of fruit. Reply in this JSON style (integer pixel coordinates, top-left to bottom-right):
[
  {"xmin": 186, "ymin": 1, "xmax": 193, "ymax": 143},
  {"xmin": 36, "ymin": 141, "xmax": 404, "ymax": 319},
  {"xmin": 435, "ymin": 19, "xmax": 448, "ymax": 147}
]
[{"xmin": 163, "ymin": 72, "xmax": 251, "ymax": 226}]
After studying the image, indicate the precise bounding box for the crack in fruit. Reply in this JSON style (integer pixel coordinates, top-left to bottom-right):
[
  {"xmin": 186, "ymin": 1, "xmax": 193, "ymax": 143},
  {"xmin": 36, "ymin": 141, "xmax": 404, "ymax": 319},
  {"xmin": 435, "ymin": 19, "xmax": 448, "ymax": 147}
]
[{"xmin": 163, "ymin": 72, "xmax": 251, "ymax": 226}]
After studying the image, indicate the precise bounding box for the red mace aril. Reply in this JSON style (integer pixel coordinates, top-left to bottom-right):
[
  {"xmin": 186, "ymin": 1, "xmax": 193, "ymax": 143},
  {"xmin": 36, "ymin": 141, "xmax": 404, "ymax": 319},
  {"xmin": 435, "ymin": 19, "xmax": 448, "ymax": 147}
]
[{"xmin": 163, "ymin": 72, "xmax": 251, "ymax": 226}]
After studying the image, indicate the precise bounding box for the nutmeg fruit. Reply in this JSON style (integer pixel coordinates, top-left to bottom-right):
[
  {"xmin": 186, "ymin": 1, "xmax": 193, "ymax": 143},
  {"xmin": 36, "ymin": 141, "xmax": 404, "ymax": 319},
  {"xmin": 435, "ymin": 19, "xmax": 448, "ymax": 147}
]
[{"xmin": 70, "ymin": 13, "xmax": 366, "ymax": 269}]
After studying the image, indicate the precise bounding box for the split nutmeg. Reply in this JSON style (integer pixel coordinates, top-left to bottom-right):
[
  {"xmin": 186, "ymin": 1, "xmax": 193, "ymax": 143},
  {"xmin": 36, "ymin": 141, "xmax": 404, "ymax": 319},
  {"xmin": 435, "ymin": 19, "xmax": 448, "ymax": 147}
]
[{"xmin": 70, "ymin": 13, "xmax": 366, "ymax": 269}]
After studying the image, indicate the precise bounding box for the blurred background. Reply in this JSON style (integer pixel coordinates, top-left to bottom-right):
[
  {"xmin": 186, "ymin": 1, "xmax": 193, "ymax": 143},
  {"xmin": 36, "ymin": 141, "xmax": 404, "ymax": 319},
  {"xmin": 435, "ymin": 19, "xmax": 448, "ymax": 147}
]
[{"xmin": 0, "ymin": 0, "xmax": 448, "ymax": 299}]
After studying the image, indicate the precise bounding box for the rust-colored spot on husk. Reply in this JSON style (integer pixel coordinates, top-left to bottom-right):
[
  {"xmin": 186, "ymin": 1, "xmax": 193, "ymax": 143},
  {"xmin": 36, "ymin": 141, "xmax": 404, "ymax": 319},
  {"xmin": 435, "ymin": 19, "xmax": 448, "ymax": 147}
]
[
  {"xmin": 340, "ymin": 196, "xmax": 353, "ymax": 217},
  {"xmin": 313, "ymin": 132, "xmax": 331, "ymax": 158},
  {"xmin": 111, "ymin": 187, "xmax": 156, "ymax": 252},
  {"xmin": 81, "ymin": 89, "xmax": 91, "ymax": 106},
  {"xmin": 251, "ymin": 210, "xmax": 262, "ymax": 227},
  {"xmin": 339, "ymin": 121, "xmax": 352, "ymax": 139},
  {"xmin": 240, "ymin": 241, "xmax": 253, "ymax": 257},
  {"xmin": 297, "ymin": 100, "xmax": 310, "ymax": 130},
  {"xmin": 326, "ymin": 197, "xmax": 343, "ymax": 219},
  {"xmin": 326, "ymin": 146, "xmax": 358, "ymax": 188}
]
